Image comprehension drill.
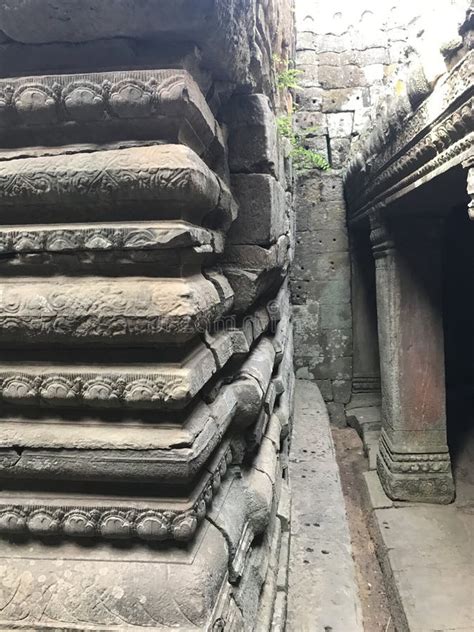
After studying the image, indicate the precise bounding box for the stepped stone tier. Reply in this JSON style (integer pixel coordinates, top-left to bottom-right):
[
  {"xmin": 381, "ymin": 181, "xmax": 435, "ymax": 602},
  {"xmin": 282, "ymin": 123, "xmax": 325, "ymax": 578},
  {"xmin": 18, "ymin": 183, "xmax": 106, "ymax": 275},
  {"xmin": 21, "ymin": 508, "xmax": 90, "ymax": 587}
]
[{"xmin": 0, "ymin": 0, "xmax": 294, "ymax": 629}]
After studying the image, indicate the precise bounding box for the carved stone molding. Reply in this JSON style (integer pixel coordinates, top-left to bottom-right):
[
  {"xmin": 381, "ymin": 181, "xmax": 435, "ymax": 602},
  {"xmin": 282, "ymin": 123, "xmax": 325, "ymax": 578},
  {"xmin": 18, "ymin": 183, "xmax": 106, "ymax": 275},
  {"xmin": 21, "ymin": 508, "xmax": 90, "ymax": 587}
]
[
  {"xmin": 0, "ymin": 144, "xmax": 237, "ymax": 229},
  {"xmin": 0, "ymin": 274, "xmax": 232, "ymax": 345},
  {"xmin": 377, "ymin": 432, "xmax": 454, "ymax": 504},
  {"xmin": 345, "ymin": 51, "xmax": 474, "ymax": 223},
  {"xmin": 0, "ymin": 69, "xmax": 221, "ymax": 159},
  {"xmin": 0, "ymin": 443, "xmax": 232, "ymax": 543},
  {"xmin": 368, "ymin": 209, "xmax": 394, "ymax": 259},
  {"xmin": 0, "ymin": 343, "xmax": 219, "ymax": 410},
  {"xmin": 0, "ymin": 221, "xmax": 224, "ymax": 256},
  {"xmin": 352, "ymin": 376, "xmax": 381, "ymax": 394}
]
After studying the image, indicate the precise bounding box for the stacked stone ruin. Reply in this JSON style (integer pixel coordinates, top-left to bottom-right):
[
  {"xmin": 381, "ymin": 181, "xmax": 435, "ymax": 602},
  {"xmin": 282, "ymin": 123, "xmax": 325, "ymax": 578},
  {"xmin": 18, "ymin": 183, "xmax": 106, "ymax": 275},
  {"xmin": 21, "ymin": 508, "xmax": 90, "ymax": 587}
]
[{"xmin": 0, "ymin": 1, "xmax": 295, "ymax": 629}]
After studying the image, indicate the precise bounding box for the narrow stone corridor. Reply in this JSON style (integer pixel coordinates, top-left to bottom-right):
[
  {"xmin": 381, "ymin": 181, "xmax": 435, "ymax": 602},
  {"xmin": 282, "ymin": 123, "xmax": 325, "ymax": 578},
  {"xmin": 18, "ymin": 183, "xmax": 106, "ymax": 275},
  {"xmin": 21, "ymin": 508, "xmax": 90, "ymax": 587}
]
[{"xmin": 287, "ymin": 380, "xmax": 363, "ymax": 631}]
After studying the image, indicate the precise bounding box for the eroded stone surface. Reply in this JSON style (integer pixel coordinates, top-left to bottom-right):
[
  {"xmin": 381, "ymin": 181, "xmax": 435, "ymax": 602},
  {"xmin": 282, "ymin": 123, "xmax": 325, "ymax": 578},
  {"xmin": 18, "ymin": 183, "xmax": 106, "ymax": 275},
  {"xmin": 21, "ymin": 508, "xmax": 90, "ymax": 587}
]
[
  {"xmin": 0, "ymin": 144, "xmax": 235, "ymax": 226},
  {"xmin": 0, "ymin": 274, "xmax": 231, "ymax": 345},
  {"xmin": 0, "ymin": 2, "xmax": 294, "ymax": 629},
  {"xmin": 0, "ymin": 69, "xmax": 222, "ymax": 159}
]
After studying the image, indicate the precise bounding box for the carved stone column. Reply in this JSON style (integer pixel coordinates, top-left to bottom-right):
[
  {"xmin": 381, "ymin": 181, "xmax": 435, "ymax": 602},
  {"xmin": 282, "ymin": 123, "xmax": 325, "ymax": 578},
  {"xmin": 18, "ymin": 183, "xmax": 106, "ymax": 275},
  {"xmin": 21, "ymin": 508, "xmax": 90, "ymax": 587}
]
[
  {"xmin": 370, "ymin": 211, "xmax": 454, "ymax": 503},
  {"xmin": 350, "ymin": 228, "xmax": 380, "ymax": 396}
]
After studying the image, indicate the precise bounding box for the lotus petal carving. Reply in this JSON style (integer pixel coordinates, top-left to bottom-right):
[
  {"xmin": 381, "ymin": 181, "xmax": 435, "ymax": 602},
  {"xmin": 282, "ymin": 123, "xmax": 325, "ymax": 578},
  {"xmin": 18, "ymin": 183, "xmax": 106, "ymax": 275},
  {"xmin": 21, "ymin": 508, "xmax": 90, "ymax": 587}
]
[
  {"xmin": 14, "ymin": 85, "xmax": 57, "ymax": 125},
  {"xmin": 64, "ymin": 83, "xmax": 104, "ymax": 121},
  {"xmin": 63, "ymin": 511, "xmax": 96, "ymax": 537},
  {"xmin": 136, "ymin": 512, "xmax": 171, "ymax": 541},
  {"xmin": 28, "ymin": 510, "xmax": 60, "ymax": 536},
  {"xmin": 0, "ymin": 510, "xmax": 27, "ymax": 534},
  {"xmin": 40, "ymin": 376, "xmax": 76, "ymax": 402},
  {"xmin": 2, "ymin": 376, "xmax": 36, "ymax": 402},
  {"xmin": 109, "ymin": 80, "xmax": 153, "ymax": 118},
  {"xmin": 99, "ymin": 514, "xmax": 132, "ymax": 539}
]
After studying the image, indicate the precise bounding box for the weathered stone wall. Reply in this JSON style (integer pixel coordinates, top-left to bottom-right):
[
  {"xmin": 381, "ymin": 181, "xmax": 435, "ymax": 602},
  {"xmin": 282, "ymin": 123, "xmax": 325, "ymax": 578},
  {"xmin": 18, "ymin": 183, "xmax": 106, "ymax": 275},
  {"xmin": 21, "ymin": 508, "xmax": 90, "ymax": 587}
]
[
  {"xmin": 291, "ymin": 0, "xmax": 470, "ymax": 425},
  {"xmin": 0, "ymin": 2, "xmax": 296, "ymax": 629}
]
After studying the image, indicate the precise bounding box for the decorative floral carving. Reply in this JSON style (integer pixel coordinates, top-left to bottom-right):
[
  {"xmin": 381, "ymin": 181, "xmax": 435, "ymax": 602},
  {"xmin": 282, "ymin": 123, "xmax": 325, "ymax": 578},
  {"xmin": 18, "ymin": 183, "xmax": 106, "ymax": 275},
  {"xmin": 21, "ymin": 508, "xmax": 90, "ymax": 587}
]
[
  {"xmin": 0, "ymin": 368, "xmax": 209, "ymax": 409},
  {"xmin": 2, "ymin": 376, "xmax": 36, "ymax": 403},
  {"xmin": 63, "ymin": 81, "xmax": 105, "ymax": 121},
  {"xmin": 0, "ymin": 69, "xmax": 214, "ymax": 143},
  {"xmin": 109, "ymin": 79, "xmax": 154, "ymax": 118},
  {"xmin": 14, "ymin": 84, "xmax": 57, "ymax": 125},
  {"xmin": 0, "ymin": 446, "xmax": 231, "ymax": 542}
]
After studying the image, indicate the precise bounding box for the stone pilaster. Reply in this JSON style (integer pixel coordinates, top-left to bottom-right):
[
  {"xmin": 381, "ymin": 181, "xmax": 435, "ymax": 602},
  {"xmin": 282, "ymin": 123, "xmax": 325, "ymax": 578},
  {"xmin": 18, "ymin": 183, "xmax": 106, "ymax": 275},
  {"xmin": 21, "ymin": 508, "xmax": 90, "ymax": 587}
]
[
  {"xmin": 370, "ymin": 211, "xmax": 454, "ymax": 503},
  {"xmin": 350, "ymin": 228, "xmax": 381, "ymax": 396}
]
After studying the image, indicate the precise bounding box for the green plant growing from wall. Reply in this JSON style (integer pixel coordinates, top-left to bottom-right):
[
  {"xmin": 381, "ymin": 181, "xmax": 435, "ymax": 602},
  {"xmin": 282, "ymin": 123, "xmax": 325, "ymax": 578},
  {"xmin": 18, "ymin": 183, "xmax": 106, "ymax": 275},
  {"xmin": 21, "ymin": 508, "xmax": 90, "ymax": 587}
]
[
  {"xmin": 273, "ymin": 55, "xmax": 302, "ymax": 90},
  {"xmin": 277, "ymin": 115, "xmax": 330, "ymax": 173}
]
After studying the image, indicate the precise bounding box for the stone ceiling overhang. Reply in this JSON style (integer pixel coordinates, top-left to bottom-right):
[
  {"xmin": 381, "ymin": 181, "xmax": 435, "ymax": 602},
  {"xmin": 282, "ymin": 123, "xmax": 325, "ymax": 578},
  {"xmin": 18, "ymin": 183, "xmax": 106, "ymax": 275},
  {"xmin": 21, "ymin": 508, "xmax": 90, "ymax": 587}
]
[{"xmin": 344, "ymin": 50, "xmax": 474, "ymax": 225}]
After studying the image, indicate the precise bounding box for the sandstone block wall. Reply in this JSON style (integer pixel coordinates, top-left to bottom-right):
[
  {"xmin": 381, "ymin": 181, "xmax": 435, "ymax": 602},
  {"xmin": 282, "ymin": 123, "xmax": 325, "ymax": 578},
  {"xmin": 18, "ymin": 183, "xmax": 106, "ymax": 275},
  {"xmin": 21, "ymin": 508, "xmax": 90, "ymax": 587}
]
[
  {"xmin": 0, "ymin": 2, "xmax": 295, "ymax": 629},
  {"xmin": 291, "ymin": 0, "xmax": 470, "ymax": 425}
]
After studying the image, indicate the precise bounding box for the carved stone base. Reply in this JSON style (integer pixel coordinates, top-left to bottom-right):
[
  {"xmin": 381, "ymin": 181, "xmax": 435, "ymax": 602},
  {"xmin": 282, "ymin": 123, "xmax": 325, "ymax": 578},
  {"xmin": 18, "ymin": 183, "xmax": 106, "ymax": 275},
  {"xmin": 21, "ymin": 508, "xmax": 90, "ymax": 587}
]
[
  {"xmin": 0, "ymin": 519, "xmax": 230, "ymax": 630},
  {"xmin": 377, "ymin": 433, "xmax": 455, "ymax": 504},
  {"xmin": 0, "ymin": 412, "xmax": 283, "ymax": 630}
]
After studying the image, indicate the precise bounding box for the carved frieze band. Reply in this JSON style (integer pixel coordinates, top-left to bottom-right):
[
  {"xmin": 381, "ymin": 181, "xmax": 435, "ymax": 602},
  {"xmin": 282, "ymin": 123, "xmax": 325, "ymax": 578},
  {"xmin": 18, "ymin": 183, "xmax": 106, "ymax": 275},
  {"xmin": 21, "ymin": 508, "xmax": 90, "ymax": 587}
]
[
  {"xmin": 0, "ymin": 446, "xmax": 232, "ymax": 543},
  {"xmin": 0, "ymin": 69, "xmax": 217, "ymax": 150},
  {"xmin": 0, "ymin": 222, "xmax": 224, "ymax": 256},
  {"xmin": 0, "ymin": 275, "xmax": 229, "ymax": 345},
  {"xmin": 362, "ymin": 52, "xmax": 472, "ymax": 174},
  {"xmin": 379, "ymin": 433, "xmax": 452, "ymax": 475},
  {"xmin": 0, "ymin": 144, "xmax": 227, "ymax": 214},
  {"xmin": 0, "ymin": 349, "xmax": 216, "ymax": 410}
]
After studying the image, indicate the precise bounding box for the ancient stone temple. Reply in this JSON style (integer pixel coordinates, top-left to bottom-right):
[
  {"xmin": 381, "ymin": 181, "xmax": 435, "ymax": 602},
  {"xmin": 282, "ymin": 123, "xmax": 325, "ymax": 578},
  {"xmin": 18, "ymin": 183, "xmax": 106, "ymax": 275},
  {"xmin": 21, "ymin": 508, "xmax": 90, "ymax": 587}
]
[
  {"xmin": 0, "ymin": 0, "xmax": 472, "ymax": 630},
  {"xmin": 344, "ymin": 8, "xmax": 473, "ymax": 504},
  {"xmin": 0, "ymin": 1, "xmax": 295, "ymax": 629}
]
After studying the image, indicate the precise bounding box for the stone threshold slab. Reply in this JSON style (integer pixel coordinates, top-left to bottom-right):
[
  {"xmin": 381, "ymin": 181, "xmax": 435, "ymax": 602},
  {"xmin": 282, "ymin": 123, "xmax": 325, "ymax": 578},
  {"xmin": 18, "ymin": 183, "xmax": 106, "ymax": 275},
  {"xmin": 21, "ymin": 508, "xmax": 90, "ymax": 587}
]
[{"xmin": 363, "ymin": 470, "xmax": 474, "ymax": 632}]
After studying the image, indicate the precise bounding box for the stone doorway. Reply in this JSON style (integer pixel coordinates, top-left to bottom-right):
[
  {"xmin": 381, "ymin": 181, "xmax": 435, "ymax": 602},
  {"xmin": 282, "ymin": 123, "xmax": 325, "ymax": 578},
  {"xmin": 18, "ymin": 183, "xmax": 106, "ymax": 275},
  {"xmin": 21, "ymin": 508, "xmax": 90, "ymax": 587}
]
[{"xmin": 444, "ymin": 203, "xmax": 474, "ymax": 508}]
